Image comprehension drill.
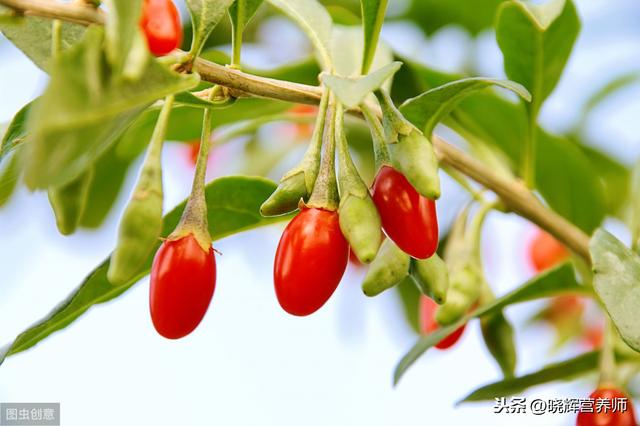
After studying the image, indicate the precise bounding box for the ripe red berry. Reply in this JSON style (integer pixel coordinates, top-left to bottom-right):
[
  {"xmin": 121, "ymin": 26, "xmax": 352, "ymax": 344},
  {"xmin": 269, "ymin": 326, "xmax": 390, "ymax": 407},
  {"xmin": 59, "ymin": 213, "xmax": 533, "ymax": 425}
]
[
  {"xmin": 419, "ymin": 295, "xmax": 465, "ymax": 349},
  {"xmin": 274, "ymin": 207, "xmax": 349, "ymax": 316},
  {"xmin": 529, "ymin": 228, "xmax": 569, "ymax": 272},
  {"xmin": 140, "ymin": 0, "xmax": 183, "ymax": 57},
  {"xmin": 576, "ymin": 387, "xmax": 637, "ymax": 426},
  {"xmin": 149, "ymin": 234, "xmax": 216, "ymax": 339},
  {"xmin": 372, "ymin": 166, "xmax": 438, "ymax": 259}
]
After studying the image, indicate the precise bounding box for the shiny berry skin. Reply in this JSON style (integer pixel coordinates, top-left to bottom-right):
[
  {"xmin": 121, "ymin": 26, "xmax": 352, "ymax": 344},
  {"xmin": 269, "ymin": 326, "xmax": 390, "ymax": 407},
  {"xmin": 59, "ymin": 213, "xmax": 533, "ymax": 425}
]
[
  {"xmin": 274, "ymin": 207, "xmax": 349, "ymax": 316},
  {"xmin": 372, "ymin": 166, "xmax": 438, "ymax": 259},
  {"xmin": 149, "ymin": 234, "xmax": 216, "ymax": 339},
  {"xmin": 419, "ymin": 295, "xmax": 465, "ymax": 349},
  {"xmin": 576, "ymin": 387, "xmax": 637, "ymax": 426},
  {"xmin": 529, "ymin": 229, "xmax": 568, "ymax": 272},
  {"xmin": 140, "ymin": 0, "xmax": 183, "ymax": 57}
]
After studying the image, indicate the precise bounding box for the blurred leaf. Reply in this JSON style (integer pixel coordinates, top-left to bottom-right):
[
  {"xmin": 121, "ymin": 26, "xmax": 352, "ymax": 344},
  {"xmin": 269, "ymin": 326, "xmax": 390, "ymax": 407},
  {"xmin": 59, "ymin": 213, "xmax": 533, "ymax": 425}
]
[
  {"xmin": 331, "ymin": 25, "xmax": 392, "ymax": 78},
  {"xmin": 79, "ymin": 145, "xmax": 134, "ymax": 228},
  {"xmin": 390, "ymin": 56, "xmax": 462, "ymax": 103},
  {"xmin": 577, "ymin": 144, "xmax": 629, "ymax": 217},
  {"xmin": 577, "ymin": 72, "xmax": 640, "ymax": 130},
  {"xmin": 173, "ymin": 91, "xmax": 227, "ymax": 108},
  {"xmin": 591, "ymin": 229, "xmax": 640, "ymax": 352},
  {"xmin": 0, "ymin": 7, "xmax": 85, "ymax": 71},
  {"xmin": 104, "ymin": 0, "xmax": 145, "ymax": 77},
  {"xmin": 402, "ymin": 0, "xmax": 506, "ymax": 36},
  {"xmin": 0, "ymin": 101, "xmax": 31, "ymax": 166},
  {"xmin": 326, "ymin": 5, "xmax": 360, "ymax": 25},
  {"xmin": 394, "ymin": 263, "xmax": 587, "ymax": 384},
  {"xmin": 0, "ymin": 149, "xmax": 21, "ymax": 207},
  {"xmin": 24, "ymin": 26, "xmax": 198, "ymax": 189},
  {"xmin": 395, "ymin": 276, "xmax": 421, "ymax": 334},
  {"xmin": 481, "ymin": 311, "xmax": 517, "ymax": 378},
  {"xmin": 187, "ymin": 0, "xmax": 236, "ymax": 56},
  {"xmin": 321, "ymin": 61, "xmax": 401, "ymax": 108},
  {"xmin": 229, "ymin": 0, "xmax": 264, "ymax": 29},
  {"xmin": 359, "ymin": 0, "xmax": 388, "ymax": 74},
  {"xmin": 200, "ymin": 50, "xmax": 322, "ymax": 85},
  {"xmin": 266, "ymin": 0, "xmax": 334, "ymax": 70},
  {"xmin": 451, "ymin": 92, "xmax": 606, "ymax": 233},
  {"xmin": 496, "ymin": 0, "xmax": 580, "ymax": 113},
  {"xmin": 397, "ymin": 60, "xmax": 606, "ymax": 232},
  {"xmin": 0, "ymin": 176, "xmax": 289, "ymax": 365},
  {"xmin": 400, "ymin": 77, "xmax": 531, "ymax": 138},
  {"xmin": 460, "ymin": 351, "xmax": 599, "ymax": 402},
  {"xmin": 115, "ymin": 98, "xmax": 290, "ymax": 160},
  {"xmin": 255, "ymin": 57, "xmax": 322, "ymax": 85}
]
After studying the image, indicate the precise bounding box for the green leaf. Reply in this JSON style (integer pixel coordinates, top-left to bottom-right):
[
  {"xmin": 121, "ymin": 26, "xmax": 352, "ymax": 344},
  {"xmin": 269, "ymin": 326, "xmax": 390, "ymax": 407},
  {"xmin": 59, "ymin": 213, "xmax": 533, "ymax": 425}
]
[
  {"xmin": 0, "ymin": 149, "xmax": 21, "ymax": 207},
  {"xmin": 200, "ymin": 50, "xmax": 322, "ymax": 85},
  {"xmin": 321, "ymin": 61, "xmax": 401, "ymax": 108},
  {"xmin": 590, "ymin": 229, "xmax": 640, "ymax": 352},
  {"xmin": 104, "ymin": 0, "xmax": 147, "ymax": 79},
  {"xmin": 79, "ymin": 145, "xmax": 134, "ymax": 228},
  {"xmin": 393, "ymin": 263, "xmax": 587, "ymax": 385},
  {"xmin": 451, "ymin": 91, "xmax": 606, "ymax": 233},
  {"xmin": 460, "ymin": 351, "xmax": 599, "ymax": 402},
  {"xmin": 396, "ymin": 60, "xmax": 606, "ymax": 233},
  {"xmin": 0, "ymin": 101, "xmax": 31, "ymax": 165},
  {"xmin": 0, "ymin": 176, "xmax": 289, "ymax": 365},
  {"xmin": 228, "ymin": 0, "xmax": 264, "ymax": 63},
  {"xmin": 402, "ymin": 0, "xmax": 506, "ymax": 36},
  {"xmin": 360, "ymin": 0, "xmax": 388, "ymax": 74},
  {"xmin": 229, "ymin": 0, "xmax": 263, "ymax": 29},
  {"xmin": 395, "ymin": 276, "xmax": 421, "ymax": 334},
  {"xmin": 578, "ymin": 144, "xmax": 629, "ymax": 218},
  {"xmin": 173, "ymin": 91, "xmax": 233, "ymax": 109},
  {"xmin": 496, "ymin": 0, "xmax": 580, "ymax": 113},
  {"xmin": 187, "ymin": 0, "xmax": 236, "ymax": 57},
  {"xmin": 115, "ymin": 98, "xmax": 290, "ymax": 160},
  {"xmin": 0, "ymin": 7, "xmax": 85, "ymax": 71},
  {"xmin": 330, "ymin": 25, "xmax": 393, "ymax": 79},
  {"xmin": 577, "ymin": 72, "xmax": 640, "ymax": 129},
  {"xmin": 400, "ymin": 77, "xmax": 531, "ymax": 138},
  {"xmin": 630, "ymin": 162, "xmax": 640, "ymax": 249},
  {"xmin": 266, "ymin": 0, "xmax": 334, "ymax": 70},
  {"xmin": 24, "ymin": 26, "xmax": 198, "ymax": 189}
]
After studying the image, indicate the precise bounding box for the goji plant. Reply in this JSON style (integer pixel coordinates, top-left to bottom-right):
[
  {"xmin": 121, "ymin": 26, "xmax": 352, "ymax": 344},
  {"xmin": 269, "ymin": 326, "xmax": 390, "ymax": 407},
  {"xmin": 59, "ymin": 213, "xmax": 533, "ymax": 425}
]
[{"xmin": 0, "ymin": 0, "xmax": 639, "ymax": 423}]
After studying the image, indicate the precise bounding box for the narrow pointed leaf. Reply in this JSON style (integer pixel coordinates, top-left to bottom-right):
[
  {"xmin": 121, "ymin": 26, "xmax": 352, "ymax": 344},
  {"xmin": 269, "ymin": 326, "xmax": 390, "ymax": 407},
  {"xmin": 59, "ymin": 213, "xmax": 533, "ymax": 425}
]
[
  {"xmin": 590, "ymin": 229, "xmax": 640, "ymax": 352},
  {"xmin": 400, "ymin": 77, "xmax": 531, "ymax": 138},
  {"xmin": 460, "ymin": 351, "xmax": 599, "ymax": 402},
  {"xmin": 229, "ymin": 0, "xmax": 264, "ymax": 35},
  {"xmin": 360, "ymin": 0, "xmax": 389, "ymax": 74}
]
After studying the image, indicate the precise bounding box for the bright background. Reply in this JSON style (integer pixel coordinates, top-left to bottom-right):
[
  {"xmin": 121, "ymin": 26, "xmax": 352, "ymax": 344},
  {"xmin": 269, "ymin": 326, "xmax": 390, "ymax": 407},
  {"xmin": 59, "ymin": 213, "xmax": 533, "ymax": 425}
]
[{"xmin": 1, "ymin": 0, "xmax": 640, "ymax": 425}]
